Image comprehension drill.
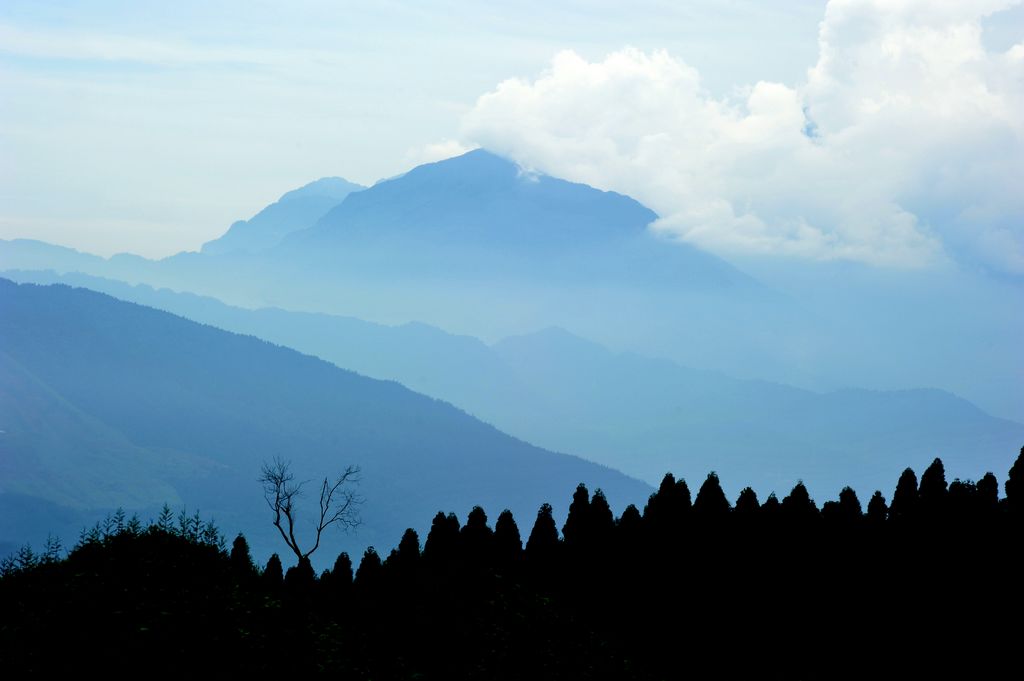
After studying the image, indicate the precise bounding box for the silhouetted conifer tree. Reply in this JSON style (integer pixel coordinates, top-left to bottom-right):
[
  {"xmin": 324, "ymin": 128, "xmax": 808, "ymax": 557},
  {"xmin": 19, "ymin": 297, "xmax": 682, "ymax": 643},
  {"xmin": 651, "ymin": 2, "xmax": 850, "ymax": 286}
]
[
  {"xmin": 866, "ymin": 491, "xmax": 888, "ymax": 523},
  {"xmin": 460, "ymin": 507, "xmax": 494, "ymax": 571},
  {"xmin": 324, "ymin": 551, "xmax": 353, "ymax": 599},
  {"xmin": 890, "ymin": 468, "xmax": 919, "ymax": 521},
  {"xmin": 389, "ymin": 528, "xmax": 421, "ymax": 573},
  {"xmin": 1007, "ymin": 446, "xmax": 1023, "ymax": 513},
  {"xmin": 562, "ymin": 484, "xmax": 591, "ymax": 548},
  {"xmin": 948, "ymin": 479, "xmax": 978, "ymax": 519},
  {"xmin": 693, "ymin": 472, "xmax": 731, "ymax": 518},
  {"xmin": 526, "ymin": 503, "xmax": 560, "ymax": 565},
  {"xmin": 643, "ymin": 473, "xmax": 692, "ymax": 536},
  {"xmin": 399, "ymin": 527, "xmax": 421, "ymax": 558},
  {"xmin": 423, "ymin": 511, "xmax": 461, "ymax": 565},
  {"xmin": 494, "ymin": 509, "xmax": 523, "ymax": 566},
  {"xmin": 462, "ymin": 506, "xmax": 493, "ymax": 546},
  {"xmin": 838, "ymin": 487, "xmax": 862, "ymax": 519},
  {"xmin": 977, "ymin": 472, "xmax": 999, "ymax": 514},
  {"xmin": 332, "ymin": 551, "xmax": 353, "ymax": 587},
  {"xmin": 674, "ymin": 478, "xmax": 692, "ymax": 510},
  {"xmin": 735, "ymin": 487, "xmax": 760, "ymax": 515},
  {"xmin": 919, "ymin": 458, "xmax": 948, "ymax": 520},
  {"xmin": 590, "ymin": 489, "xmax": 615, "ymax": 543},
  {"xmin": 781, "ymin": 482, "xmax": 818, "ymax": 521},
  {"xmin": 230, "ymin": 533, "xmax": 256, "ymax": 575},
  {"xmin": 285, "ymin": 556, "xmax": 315, "ymax": 591},
  {"xmin": 617, "ymin": 503, "xmax": 642, "ymax": 531},
  {"xmin": 761, "ymin": 492, "xmax": 781, "ymax": 518},
  {"xmin": 155, "ymin": 504, "xmax": 175, "ymax": 534},
  {"xmin": 263, "ymin": 553, "xmax": 284, "ymax": 587},
  {"xmin": 613, "ymin": 504, "xmax": 643, "ymax": 579},
  {"xmin": 355, "ymin": 547, "xmax": 383, "ymax": 590},
  {"xmin": 651, "ymin": 473, "xmax": 677, "ymax": 502}
]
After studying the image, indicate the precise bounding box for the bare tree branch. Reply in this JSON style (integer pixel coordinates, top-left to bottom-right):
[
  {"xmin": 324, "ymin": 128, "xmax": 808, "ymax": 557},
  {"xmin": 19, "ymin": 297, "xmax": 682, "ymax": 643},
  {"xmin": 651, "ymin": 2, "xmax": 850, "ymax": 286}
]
[
  {"xmin": 307, "ymin": 465, "xmax": 362, "ymax": 558},
  {"xmin": 259, "ymin": 458, "xmax": 362, "ymax": 561},
  {"xmin": 260, "ymin": 457, "xmax": 304, "ymax": 560}
]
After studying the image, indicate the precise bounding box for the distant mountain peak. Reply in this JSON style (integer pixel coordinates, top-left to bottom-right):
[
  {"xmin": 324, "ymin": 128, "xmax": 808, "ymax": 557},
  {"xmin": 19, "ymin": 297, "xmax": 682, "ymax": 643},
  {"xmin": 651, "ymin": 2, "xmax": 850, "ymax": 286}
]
[
  {"xmin": 279, "ymin": 176, "xmax": 364, "ymax": 203},
  {"xmin": 282, "ymin": 148, "xmax": 659, "ymax": 252},
  {"xmin": 383, "ymin": 148, "xmax": 609, "ymax": 197},
  {"xmin": 424, "ymin": 147, "xmax": 518, "ymax": 174},
  {"xmin": 201, "ymin": 176, "xmax": 365, "ymax": 256},
  {"xmin": 256, "ymin": 148, "xmax": 756, "ymax": 290}
]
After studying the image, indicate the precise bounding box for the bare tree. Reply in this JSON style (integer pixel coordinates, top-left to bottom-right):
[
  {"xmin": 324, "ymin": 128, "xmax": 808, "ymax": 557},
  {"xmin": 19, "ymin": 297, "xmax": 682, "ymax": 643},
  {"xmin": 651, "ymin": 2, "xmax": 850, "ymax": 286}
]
[{"xmin": 259, "ymin": 457, "xmax": 362, "ymax": 562}]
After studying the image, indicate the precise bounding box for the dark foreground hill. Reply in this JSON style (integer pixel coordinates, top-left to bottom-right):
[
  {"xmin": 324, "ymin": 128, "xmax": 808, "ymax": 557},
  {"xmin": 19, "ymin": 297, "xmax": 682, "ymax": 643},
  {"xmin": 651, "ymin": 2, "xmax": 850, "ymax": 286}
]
[
  {"xmin": 2, "ymin": 450, "xmax": 1021, "ymax": 677},
  {"xmin": 0, "ymin": 278, "xmax": 650, "ymax": 564}
]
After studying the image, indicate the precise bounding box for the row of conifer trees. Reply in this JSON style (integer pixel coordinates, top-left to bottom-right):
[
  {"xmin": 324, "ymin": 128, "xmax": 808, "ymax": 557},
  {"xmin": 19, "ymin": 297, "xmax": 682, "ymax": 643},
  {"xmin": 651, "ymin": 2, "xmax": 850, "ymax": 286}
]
[
  {"xmin": 3, "ymin": 447, "xmax": 1022, "ymax": 677},
  {"xmin": 256, "ymin": 448, "xmax": 1023, "ymax": 592},
  {"xmin": 231, "ymin": 448, "xmax": 1022, "ymax": 677}
]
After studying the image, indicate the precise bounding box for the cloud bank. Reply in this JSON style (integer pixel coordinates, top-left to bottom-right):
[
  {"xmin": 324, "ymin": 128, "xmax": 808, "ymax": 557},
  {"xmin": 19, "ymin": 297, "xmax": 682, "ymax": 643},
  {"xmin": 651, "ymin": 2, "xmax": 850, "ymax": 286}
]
[{"xmin": 459, "ymin": 0, "xmax": 1024, "ymax": 273}]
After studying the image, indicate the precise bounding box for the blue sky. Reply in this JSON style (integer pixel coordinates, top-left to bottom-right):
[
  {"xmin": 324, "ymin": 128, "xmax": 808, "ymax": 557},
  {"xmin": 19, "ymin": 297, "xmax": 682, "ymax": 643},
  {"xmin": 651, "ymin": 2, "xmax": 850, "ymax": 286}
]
[{"xmin": 1, "ymin": 1, "xmax": 1022, "ymax": 270}]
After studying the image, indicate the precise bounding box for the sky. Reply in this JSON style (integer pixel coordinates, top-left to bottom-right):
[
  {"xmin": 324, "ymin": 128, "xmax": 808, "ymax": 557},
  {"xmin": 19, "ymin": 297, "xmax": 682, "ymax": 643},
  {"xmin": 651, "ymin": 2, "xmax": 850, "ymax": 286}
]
[{"xmin": 1, "ymin": 0, "xmax": 1022, "ymax": 271}]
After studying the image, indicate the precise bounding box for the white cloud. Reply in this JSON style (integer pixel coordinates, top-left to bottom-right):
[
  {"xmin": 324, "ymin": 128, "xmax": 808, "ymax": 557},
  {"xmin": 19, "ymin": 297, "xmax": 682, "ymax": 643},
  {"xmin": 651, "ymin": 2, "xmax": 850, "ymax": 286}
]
[{"xmin": 458, "ymin": 0, "xmax": 1024, "ymax": 272}]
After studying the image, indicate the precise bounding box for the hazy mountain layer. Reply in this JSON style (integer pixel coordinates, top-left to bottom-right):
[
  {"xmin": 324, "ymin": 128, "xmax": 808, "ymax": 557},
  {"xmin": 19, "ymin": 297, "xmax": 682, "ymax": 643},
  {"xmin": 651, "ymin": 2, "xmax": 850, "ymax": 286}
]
[
  {"xmin": 0, "ymin": 279, "xmax": 651, "ymax": 566},
  {"xmin": 0, "ymin": 350, "xmax": 206, "ymax": 509},
  {"xmin": 7, "ymin": 270, "xmax": 1020, "ymax": 504},
  {"xmin": 0, "ymin": 149, "xmax": 1019, "ymax": 422}
]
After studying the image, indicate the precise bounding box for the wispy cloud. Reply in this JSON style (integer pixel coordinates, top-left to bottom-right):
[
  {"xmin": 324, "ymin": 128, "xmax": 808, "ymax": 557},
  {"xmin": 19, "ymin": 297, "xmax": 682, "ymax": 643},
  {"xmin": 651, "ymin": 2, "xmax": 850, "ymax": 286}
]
[
  {"xmin": 0, "ymin": 21, "xmax": 355, "ymax": 71},
  {"xmin": 0, "ymin": 23, "xmax": 256, "ymax": 65}
]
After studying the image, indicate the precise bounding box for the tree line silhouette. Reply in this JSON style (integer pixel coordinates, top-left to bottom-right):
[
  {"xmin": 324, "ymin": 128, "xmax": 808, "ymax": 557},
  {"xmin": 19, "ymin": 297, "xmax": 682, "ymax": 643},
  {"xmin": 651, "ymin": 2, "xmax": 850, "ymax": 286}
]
[{"xmin": 2, "ymin": 448, "xmax": 1022, "ymax": 678}]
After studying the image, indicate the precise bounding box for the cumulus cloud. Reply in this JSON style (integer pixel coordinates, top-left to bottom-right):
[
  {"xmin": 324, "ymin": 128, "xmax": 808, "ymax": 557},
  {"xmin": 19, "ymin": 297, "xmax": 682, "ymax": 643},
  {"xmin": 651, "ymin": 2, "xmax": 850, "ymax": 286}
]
[{"xmin": 459, "ymin": 0, "xmax": 1024, "ymax": 272}]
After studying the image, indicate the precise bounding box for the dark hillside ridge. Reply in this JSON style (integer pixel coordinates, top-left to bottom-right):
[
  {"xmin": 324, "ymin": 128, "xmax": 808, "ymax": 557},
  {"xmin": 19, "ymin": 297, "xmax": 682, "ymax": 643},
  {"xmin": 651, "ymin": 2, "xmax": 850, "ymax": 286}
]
[{"xmin": 0, "ymin": 278, "xmax": 650, "ymax": 565}]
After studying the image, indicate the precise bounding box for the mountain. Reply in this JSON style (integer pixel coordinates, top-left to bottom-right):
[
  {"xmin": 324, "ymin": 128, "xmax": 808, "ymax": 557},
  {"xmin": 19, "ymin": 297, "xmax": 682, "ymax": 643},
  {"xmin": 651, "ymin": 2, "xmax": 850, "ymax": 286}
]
[
  {"xmin": 0, "ymin": 239, "xmax": 107, "ymax": 274},
  {"xmin": 201, "ymin": 176, "xmax": 364, "ymax": 255},
  {"xmin": 296, "ymin": 149, "xmax": 654, "ymax": 249},
  {"xmin": 279, "ymin": 149, "xmax": 747, "ymax": 287},
  {"xmin": 0, "ymin": 151, "xmax": 781, "ymax": 367},
  {"xmin": 487, "ymin": 327, "xmax": 1024, "ymax": 497},
  {"xmin": 0, "ymin": 278, "xmax": 651, "ymax": 565},
  {"xmin": 5, "ymin": 270, "xmax": 1020, "ymax": 504},
  {"xmin": 1, "ymin": 150, "xmax": 1018, "ymax": 422}
]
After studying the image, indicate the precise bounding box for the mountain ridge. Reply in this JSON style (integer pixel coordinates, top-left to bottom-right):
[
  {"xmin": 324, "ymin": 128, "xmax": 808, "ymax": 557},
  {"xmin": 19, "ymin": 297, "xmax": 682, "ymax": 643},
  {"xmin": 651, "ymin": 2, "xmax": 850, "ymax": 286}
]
[
  {"xmin": 4, "ymin": 269, "xmax": 1019, "ymax": 504},
  {"xmin": 0, "ymin": 277, "xmax": 651, "ymax": 567},
  {"xmin": 202, "ymin": 176, "xmax": 365, "ymax": 255},
  {"xmin": 272, "ymin": 149, "xmax": 750, "ymax": 289}
]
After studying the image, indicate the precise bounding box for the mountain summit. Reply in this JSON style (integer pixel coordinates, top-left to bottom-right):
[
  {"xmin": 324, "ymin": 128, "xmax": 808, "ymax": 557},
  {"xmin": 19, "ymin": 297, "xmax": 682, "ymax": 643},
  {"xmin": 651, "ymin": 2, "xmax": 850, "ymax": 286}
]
[
  {"xmin": 288, "ymin": 149, "xmax": 656, "ymax": 250},
  {"xmin": 273, "ymin": 149, "xmax": 745, "ymax": 288},
  {"xmin": 202, "ymin": 176, "xmax": 364, "ymax": 255}
]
